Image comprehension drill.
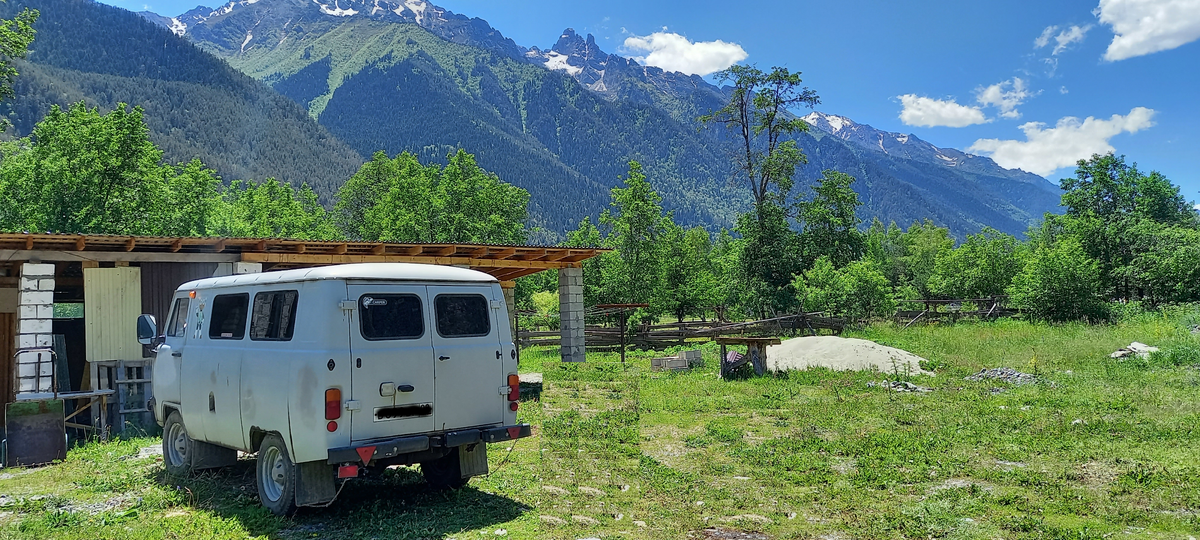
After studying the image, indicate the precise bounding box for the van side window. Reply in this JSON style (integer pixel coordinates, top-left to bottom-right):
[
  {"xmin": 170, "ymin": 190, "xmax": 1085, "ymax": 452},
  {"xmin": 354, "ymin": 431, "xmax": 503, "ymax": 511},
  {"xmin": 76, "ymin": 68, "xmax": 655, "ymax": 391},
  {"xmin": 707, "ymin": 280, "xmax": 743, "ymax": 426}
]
[
  {"xmin": 360, "ymin": 294, "xmax": 423, "ymax": 340},
  {"xmin": 166, "ymin": 297, "xmax": 190, "ymax": 338},
  {"xmin": 435, "ymin": 294, "xmax": 490, "ymax": 337},
  {"xmin": 250, "ymin": 290, "xmax": 299, "ymax": 341},
  {"xmin": 209, "ymin": 294, "xmax": 249, "ymax": 340}
]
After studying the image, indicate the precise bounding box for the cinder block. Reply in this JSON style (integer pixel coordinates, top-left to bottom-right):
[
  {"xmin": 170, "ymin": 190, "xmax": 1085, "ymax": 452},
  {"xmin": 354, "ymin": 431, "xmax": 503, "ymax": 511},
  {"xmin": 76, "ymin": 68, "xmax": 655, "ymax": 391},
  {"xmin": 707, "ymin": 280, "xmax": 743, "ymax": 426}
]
[
  {"xmin": 19, "ymin": 277, "xmax": 39, "ymax": 291},
  {"xmin": 19, "ymin": 318, "xmax": 52, "ymax": 334},
  {"xmin": 18, "ymin": 362, "xmax": 36, "ymax": 377},
  {"xmin": 20, "ymin": 263, "xmax": 55, "ymax": 278},
  {"xmin": 234, "ymin": 262, "xmax": 262, "ymax": 275},
  {"xmin": 17, "ymin": 350, "xmax": 48, "ymax": 364},
  {"xmin": 35, "ymin": 333, "xmax": 52, "ymax": 347},
  {"xmin": 19, "ymin": 291, "xmax": 52, "ymax": 306},
  {"xmin": 18, "ymin": 334, "xmax": 36, "ymax": 348},
  {"xmin": 38, "ymin": 279, "xmax": 55, "ymax": 291},
  {"xmin": 18, "ymin": 305, "xmax": 36, "ymax": 319},
  {"xmin": 38, "ymin": 376, "xmax": 53, "ymax": 392},
  {"xmin": 18, "ymin": 378, "xmax": 35, "ymax": 392},
  {"xmin": 36, "ymin": 305, "xmax": 53, "ymax": 319}
]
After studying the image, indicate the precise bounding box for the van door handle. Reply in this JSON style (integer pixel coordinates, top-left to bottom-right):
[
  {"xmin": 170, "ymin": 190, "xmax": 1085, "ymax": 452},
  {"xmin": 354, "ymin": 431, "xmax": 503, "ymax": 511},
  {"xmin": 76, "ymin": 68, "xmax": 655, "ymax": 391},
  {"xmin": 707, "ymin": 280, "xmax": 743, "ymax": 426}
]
[
  {"xmin": 398, "ymin": 385, "xmax": 415, "ymax": 393},
  {"xmin": 172, "ymin": 352, "xmax": 182, "ymax": 358},
  {"xmin": 439, "ymin": 355, "xmax": 450, "ymax": 361}
]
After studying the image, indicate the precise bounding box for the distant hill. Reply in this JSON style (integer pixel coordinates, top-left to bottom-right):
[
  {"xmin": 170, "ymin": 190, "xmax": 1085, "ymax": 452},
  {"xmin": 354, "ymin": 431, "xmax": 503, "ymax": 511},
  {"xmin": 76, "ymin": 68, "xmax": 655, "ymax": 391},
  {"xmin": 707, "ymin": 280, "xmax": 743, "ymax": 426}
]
[{"xmin": 0, "ymin": 0, "xmax": 364, "ymax": 203}]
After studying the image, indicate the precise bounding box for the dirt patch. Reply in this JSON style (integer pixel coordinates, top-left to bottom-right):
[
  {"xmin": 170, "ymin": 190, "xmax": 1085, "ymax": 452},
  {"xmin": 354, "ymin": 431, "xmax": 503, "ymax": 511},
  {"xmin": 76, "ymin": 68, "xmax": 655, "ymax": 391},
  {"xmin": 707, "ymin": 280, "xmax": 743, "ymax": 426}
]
[
  {"xmin": 1077, "ymin": 461, "xmax": 1120, "ymax": 487},
  {"xmin": 689, "ymin": 527, "xmax": 771, "ymax": 540},
  {"xmin": 766, "ymin": 336, "xmax": 931, "ymax": 375}
]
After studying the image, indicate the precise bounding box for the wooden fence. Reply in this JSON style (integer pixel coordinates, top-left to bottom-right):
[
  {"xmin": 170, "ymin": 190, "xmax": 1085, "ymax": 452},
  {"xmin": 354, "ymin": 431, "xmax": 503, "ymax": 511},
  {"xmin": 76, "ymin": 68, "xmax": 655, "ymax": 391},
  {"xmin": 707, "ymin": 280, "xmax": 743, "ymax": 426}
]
[{"xmin": 517, "ymin": 312, "xmax": 844, "ymax": 350}]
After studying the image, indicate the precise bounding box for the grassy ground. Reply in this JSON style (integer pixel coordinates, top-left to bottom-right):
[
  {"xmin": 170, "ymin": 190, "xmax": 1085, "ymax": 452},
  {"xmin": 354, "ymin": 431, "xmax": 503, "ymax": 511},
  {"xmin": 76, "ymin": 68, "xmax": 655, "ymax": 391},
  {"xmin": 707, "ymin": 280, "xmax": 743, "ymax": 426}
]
[{"xmin": 2, "ymin": 312, "xmax": 1199, "ymax": 539}]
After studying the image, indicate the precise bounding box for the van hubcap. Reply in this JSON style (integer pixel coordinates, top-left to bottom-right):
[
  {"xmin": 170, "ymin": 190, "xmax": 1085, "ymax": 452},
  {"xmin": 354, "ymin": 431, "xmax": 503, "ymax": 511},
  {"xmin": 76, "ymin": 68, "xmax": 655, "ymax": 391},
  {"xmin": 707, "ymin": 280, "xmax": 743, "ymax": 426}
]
[
  {"xmin": 260, "ymin": 447, "xmax": 286, "ymax": 502},
  {"xmin": 166, "ymin": 423, "xmax": 188, "ymax": 466}
]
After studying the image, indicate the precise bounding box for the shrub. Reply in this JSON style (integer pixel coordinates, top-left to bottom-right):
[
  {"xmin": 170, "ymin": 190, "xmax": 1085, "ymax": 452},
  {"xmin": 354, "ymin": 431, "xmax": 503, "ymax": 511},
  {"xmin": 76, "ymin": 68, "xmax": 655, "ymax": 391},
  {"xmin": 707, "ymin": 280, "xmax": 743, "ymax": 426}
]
[{"xmin": 1007, "ymin": 237, "xmax": 1108, "ymax": 322}]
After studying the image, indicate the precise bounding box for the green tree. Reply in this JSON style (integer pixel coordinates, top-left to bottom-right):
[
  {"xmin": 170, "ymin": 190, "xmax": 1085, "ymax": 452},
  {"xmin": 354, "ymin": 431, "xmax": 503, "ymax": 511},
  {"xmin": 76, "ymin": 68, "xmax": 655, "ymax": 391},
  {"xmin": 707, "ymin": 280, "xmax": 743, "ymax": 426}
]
[
  {"xmin": 1007, "ymin": 237, "xmax": 1107, "ymax": 322},
  {"xmin": 162, "ymin": 159, "xmax": 223, "ymax": 237},
  {"xmin": 900, "ymin": 220, "xmax": 954, "ymax": 299},
  {"xmin": 863, "ymin": 218, "xmax": 905, "ymax": 287},
  {"xmin": 929, "ymin": 227, "xmax": 1023, "ymax": 299},
  {"xmin": 214, "ymin": 178, "xmax": 341, "ymax": 240},
  {"xmin": 794, "ymin": 256, "xmax": 894, "ymax": 322},
  {"xmin": 0, "ymin": 2, "xmax": 37, "ymax": 130},
  {"xmin": 734, "ymin": 201, "xmax": 803, "ymax": 316},
  {"xmin": 657, "ymin": 224, "xmax": 717, "ymax": 322},
  {"xmin": 23, "ymin": 102, "xmax": 168, "ymax": 234},
  {"xmin": 598, "ymin": 161, "xmax": 666, "ymax": 307},
  {"xmin": 799, "ymin": 169, "xmax": 864, "ymax": 268},
  {"xmin": 336, "ymin": 149, "xmax": 529, "ymax": 244},
  {"xmin": 700, "ymin": 65, "xmax": 820, "ymax": 207}
]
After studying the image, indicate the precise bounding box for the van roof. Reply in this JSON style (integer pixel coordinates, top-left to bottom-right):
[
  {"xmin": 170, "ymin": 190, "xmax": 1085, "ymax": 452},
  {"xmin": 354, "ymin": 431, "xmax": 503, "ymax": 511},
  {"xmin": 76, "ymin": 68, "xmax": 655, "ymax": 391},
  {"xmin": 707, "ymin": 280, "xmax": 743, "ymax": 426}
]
[{"xmin": 179, "ymin": 263, "xmax": 499, "ymax": 291}]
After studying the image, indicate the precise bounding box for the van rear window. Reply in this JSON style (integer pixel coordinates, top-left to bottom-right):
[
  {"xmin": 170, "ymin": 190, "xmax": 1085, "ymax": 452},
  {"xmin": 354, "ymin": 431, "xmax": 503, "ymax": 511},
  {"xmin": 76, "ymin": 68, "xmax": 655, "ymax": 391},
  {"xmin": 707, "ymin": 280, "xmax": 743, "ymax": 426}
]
[
  {"xmin": 209, "ymin": 294, "xmax": 249, "ymax": 340},
  {"xmin": 360, "ymin": 294, "xmax": 423, "ymax": 340},
  {"xmin": 250, "ymin": 290, "xmax": 299, "ymax": 341},
  {"xmin": 435, "ymin": 295, "xmax": 490, "ymax": 337}
]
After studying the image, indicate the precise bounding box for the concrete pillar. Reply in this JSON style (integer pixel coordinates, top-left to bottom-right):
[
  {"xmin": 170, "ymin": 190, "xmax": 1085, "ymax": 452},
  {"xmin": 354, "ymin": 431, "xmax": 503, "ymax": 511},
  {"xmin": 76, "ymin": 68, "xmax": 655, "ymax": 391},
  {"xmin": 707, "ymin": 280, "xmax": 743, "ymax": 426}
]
[
  {"xmin": 558, "ymin": 267, "xmax": 585, "ymax": 362},
  {"xmin": 16, "ymin": 262, "xmax": 55, "ymax": 395},
  {"xmin": 501, "ymin": 282, "xmax": 517, "ymax": 340}
]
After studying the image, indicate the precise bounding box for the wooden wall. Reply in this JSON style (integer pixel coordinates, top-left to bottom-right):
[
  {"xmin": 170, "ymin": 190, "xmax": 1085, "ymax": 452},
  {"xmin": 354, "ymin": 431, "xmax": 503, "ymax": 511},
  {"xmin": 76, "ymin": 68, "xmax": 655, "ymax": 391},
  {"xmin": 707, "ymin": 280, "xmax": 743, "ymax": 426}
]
[{"xmin": 0, "ymin": 313, "xmax": 14, "ymax": 406}]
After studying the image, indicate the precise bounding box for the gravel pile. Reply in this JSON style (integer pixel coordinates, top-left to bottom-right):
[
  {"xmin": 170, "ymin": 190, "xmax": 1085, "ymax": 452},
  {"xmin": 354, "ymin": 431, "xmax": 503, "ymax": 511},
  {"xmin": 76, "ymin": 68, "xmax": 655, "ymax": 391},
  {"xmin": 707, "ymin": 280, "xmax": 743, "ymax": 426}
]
[
  {"xmin": 964, "ymin": 367, "xmax": 1037, "ymax": 385},
  {"xmin": 766, "ymin": 336, "xmax": 932, "ymax": 375}
]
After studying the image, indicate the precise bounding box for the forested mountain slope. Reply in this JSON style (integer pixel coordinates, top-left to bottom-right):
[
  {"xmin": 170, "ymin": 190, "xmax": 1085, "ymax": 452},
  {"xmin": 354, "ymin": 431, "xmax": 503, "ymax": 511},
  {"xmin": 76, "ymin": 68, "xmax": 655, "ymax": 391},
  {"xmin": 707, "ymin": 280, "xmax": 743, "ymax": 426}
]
[
  {"xmin": 0, "ymin": 0, "xmax": 364, "ymax": 202},
  {"xmin": 153, "ymin": 0, "xmax": 1061, "ymax": 237}
]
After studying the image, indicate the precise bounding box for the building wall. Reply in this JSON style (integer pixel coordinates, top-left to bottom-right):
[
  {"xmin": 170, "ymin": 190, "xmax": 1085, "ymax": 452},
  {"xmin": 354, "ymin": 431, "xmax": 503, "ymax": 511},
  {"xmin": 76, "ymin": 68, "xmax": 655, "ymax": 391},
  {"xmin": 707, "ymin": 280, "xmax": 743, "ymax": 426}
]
[
  {"xmin": 84, "ymin": 267, "xmax": 143, "ymax": 363},
  {"xmin": 0, "ymin": 313, "xmax": 13, "ymax": 405},
  {"xmin": 140, "ymin": 263, "xmax": 218, "ymax": 333}
]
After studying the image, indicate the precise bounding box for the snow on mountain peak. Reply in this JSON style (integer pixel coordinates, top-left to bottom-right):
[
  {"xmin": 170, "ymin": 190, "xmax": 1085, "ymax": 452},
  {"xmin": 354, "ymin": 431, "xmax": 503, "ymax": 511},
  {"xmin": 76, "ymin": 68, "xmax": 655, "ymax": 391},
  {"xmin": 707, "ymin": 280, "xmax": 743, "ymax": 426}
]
[
  {"xmin": 312, "ymin": 0, "xmax": 358, "ymax": 16},
  {"xmin": 543, "ymin": 51, "xmax": 583, "ymax": 76}
]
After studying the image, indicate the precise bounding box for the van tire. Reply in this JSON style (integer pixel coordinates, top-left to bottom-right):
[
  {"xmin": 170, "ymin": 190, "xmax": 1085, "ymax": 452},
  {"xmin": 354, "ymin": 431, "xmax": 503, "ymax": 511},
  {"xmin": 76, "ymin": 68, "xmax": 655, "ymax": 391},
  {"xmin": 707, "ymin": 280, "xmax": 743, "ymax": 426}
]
[
  {"xmin": 422, "ymin": 447, "xmax": 469, "ymax": 490},
  {"xmin": 162, "ymin": 411, "xmax": 194, "ymax": 476},
  {"xmin": 256, "ymin": 434, "xmax": 298, "ymax": 516}
]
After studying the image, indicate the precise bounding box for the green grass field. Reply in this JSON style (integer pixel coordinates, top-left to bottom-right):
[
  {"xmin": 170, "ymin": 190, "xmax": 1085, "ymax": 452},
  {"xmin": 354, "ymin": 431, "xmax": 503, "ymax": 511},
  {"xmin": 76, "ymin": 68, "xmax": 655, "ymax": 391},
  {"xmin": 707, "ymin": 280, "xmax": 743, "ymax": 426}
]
[{"xmin": 2, "ymin": 312, "xmax": 1199, "ymax": 539}]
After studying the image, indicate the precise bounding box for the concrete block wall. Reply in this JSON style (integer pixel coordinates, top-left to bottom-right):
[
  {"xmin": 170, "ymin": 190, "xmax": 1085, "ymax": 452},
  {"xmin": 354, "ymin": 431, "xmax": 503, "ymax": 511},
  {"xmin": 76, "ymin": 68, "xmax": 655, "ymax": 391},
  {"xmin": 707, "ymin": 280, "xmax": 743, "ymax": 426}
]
[
  {"xmin": 16, "ymin": 262, "xmax": 55, "ymax": 394},
  {"xmin": 558, "ymin": 267, "xmax": 585, "ymax": 362}
]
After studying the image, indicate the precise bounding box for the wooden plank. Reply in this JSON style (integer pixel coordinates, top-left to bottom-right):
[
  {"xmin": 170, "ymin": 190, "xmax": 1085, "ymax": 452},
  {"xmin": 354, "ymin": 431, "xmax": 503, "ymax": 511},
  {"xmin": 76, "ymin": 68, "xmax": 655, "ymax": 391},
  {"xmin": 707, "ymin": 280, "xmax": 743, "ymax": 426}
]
[
  {"xmin": 238, "ymin": 252, "xmax": 577, "ymax": 269},
  {"xmin": 0, "ymin": 250, "xmax": 239, "ymax": 263}
]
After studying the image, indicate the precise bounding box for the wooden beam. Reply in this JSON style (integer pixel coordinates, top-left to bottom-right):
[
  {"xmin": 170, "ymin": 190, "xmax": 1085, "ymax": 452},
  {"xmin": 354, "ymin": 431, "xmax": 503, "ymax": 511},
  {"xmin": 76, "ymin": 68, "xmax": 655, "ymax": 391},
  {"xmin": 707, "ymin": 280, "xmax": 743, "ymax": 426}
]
[
  {"xmin": 295, "ymin": 243, "xmax": 306, "ymax": 254},
  {"xmin": 170, "ymin": 239, "xmax": 182, "ymax": 253},
  {"xmin": 81, "ymin": 261, "xmax": 99, "ymax": 269},
  {"xmin": 75, "ymin": 237, "xmax": 86, "ymax": 251},
  {"xmin": 239, "ymin": 252, "xmax": 577, "ymax": 269},
  {"xmin": 488, "ymin": 247, "xmax": 516, "ymax": 258},
  {"xmin": 499, "ymin": 280, "xmax": 516, "ymax": 289},
  {"xmin": 371, "ymin": 245, "xmax": 386, "ymax": 255},
  {"xmin": 254, "ymin": 240, "xmax": 266, "ymax": 252},
  {"xmin": 114, "ymin": 261, "xmax": 129, "ymax": 267},
  {"xmin": 436, "ymin": 246, "xmax": 457, "ymax": 257},
  {"xmin": 0, "ymin": 250, "xmax": 240, "ymax": 263},
  {"xmin": 334, "ymin": 243, "xmax": 348, "ymax": 255},
  {"xmin": 213, "ymin": 239, "xmax": 227, "ymax": 253},
  {"xmin": 516, "ymin": 249, "xmax": 546, "ymax": 260},
  {"xmin": 24, "ymin": 237, "xmax": 33, "ymax": 250},
  {"xmin": 125, "ymin": 238, "xmax": 136, "ymax": 252},
  {"xmin": 402, "ymin": 246, "xmax": 423, "ymax": 256},
  {"xmin": 536, "ymin": 251, "xmax": 572, "ymax": 262}
]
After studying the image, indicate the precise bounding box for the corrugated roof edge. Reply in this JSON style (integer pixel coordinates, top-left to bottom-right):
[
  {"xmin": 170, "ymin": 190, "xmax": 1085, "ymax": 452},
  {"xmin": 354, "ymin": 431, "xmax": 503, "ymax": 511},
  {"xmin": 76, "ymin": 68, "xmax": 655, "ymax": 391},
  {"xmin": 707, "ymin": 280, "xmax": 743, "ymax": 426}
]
[{"xmin": 179, "ymin": 263, "xmax": 498, "ymax": 291}]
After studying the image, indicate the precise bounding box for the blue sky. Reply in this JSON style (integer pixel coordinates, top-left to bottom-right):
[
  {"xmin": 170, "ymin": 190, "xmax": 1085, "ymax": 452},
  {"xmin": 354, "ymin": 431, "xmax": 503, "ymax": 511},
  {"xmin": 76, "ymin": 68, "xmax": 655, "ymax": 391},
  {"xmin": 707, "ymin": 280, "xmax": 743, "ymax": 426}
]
[{"xmin": 105, "ymin": 0, "xmax": 1200, "ymax": 202}]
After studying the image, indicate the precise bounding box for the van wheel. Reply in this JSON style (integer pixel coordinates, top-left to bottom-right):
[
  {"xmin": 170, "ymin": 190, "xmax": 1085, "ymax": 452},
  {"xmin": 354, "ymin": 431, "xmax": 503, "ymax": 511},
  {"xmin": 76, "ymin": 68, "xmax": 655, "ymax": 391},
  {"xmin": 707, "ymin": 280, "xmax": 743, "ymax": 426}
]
[
  {"xmin": 256, "ymin": 434, "xmax": 298, "ymax": 516},
  {"xmin": 162, "ymin": 411, "xmax": 193, "ymax": 476},
  {"xmin": 422, "ymin": 447, "xmax": 468, "ymax": 490}
]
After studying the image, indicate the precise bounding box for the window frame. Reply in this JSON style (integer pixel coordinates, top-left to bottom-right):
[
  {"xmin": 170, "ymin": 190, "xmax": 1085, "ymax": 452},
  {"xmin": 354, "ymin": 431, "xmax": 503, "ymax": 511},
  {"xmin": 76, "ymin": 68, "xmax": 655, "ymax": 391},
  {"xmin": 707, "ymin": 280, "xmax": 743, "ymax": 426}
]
[
  {"xmin": 208, "ymin": 293, "xmax": 250, "ymax": 340},
  {"xmin": 358, "ymin": 293, "xmax": 425, "ymax": 341},
  {"xmin": 249, "ymin": 290, "xmax": 300, "ymax": 342},
  {"xmin": 165, "ymin": 297, "xmax": 190, "ymax": 338},
  {"xmin": 433, "ymin": 293, "xmax": 492, "ymax": 338}
]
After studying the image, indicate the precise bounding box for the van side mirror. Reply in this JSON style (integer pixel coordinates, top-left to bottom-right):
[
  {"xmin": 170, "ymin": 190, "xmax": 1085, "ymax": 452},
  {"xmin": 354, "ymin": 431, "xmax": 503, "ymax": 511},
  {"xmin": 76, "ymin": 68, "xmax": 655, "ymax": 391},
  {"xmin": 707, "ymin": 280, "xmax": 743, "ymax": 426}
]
[{"xmin": 137, "ymin": 314, "xmax": 158, "ymax": 345}]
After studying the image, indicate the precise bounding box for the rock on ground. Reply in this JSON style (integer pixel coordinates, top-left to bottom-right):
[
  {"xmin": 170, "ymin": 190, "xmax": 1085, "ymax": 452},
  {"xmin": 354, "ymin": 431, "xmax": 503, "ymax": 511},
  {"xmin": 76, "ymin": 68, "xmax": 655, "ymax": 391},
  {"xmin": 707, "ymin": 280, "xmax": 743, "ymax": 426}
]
[{"xmin": 765, "ymin": 336, "xmax": 932, "ymax": 375}]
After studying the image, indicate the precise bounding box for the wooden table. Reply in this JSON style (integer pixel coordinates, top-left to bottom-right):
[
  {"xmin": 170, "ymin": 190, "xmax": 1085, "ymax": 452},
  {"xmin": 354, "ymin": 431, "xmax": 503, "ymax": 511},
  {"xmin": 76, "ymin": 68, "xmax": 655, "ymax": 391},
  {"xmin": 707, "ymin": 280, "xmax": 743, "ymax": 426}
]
[{"xmin": 716, "ymin": 336, "xmax": 782, "ymax": 378}]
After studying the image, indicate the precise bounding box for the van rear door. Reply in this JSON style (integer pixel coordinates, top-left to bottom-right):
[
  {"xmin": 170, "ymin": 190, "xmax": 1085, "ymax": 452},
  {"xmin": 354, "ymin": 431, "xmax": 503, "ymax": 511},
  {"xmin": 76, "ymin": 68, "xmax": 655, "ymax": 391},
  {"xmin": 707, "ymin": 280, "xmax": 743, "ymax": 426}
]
[
  {"xmin": 428, "ymin": 286, "xmax": 505, "ymax": 431},
  {"xmin": 347, "ymin": 284, "xmax": 436, "ymax": 442}
]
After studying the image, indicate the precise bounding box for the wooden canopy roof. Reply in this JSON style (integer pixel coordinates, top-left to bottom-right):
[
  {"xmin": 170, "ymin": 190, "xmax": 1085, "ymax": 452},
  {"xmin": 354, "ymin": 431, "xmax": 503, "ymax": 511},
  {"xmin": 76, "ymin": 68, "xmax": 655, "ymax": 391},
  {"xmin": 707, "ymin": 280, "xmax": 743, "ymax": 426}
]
[{"xmin": 0, "ymin": 234, "xmax": 606, "ymax": 282}]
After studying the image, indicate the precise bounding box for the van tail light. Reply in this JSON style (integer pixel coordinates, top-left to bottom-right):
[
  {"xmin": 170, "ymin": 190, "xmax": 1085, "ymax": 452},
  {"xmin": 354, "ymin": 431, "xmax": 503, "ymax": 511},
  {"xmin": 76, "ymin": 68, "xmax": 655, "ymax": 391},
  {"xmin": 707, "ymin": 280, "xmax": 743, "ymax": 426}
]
[
  {"xmin": 507, "ymin": 374, "xmax": 520, "ymax": 401},
  {"xmin": 325, "ymin": 388, "xmax": 342, "ymax": 420}
]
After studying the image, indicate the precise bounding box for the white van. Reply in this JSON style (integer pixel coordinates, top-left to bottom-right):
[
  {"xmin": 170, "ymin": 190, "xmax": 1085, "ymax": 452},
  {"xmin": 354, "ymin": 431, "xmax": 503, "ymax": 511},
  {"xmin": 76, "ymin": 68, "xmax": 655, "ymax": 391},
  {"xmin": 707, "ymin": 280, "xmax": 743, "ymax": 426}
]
[{"xmin": 136, "ymin": 263, "xmax": 529, "ymax": 515}]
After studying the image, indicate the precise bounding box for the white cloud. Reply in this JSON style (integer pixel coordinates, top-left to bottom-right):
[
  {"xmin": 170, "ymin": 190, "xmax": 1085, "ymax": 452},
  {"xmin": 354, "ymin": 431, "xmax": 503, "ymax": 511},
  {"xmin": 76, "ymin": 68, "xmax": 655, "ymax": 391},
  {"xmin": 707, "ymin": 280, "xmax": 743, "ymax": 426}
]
[
  {"xmin": 621, "ymin": 32, "xmax": 747, "ymax": 76},
  {"xmin": 1060, "ymin": 86, "xmax": 1069, "ymax": 94},
  {"xmin": 897, "ymin": 95, "xmax": 988, "ymax": 127},
  {"xmin": 1194, "ymin": 203, "xmax": 1200, "ymax": 211},
  {"xmin": 1054, "ymin": 25, "xmax": 1092, "ymax": 54},
  {"xmin": 1097, "ymin": 0, "xmax": 1200, "ymax": 60},
  {"xmin": 967, "ymin": 107, "xmax": 1156, "ymax": 176},
  {"xmin": 975, "ymin": 78, "xmax": 1034, "ymax": 119},
  {"xmin": 1035, "ymin": 25, "xmax": 1058, "ymax": 48}
]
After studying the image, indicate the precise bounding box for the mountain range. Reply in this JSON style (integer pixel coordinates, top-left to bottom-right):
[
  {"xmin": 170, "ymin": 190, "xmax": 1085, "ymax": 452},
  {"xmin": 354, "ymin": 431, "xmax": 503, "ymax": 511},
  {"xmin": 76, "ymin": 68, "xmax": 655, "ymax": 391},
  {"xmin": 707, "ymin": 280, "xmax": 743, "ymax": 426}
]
[{"xmin": 4, "ymin": 0, "xmax": 1062, "ymax": 238}]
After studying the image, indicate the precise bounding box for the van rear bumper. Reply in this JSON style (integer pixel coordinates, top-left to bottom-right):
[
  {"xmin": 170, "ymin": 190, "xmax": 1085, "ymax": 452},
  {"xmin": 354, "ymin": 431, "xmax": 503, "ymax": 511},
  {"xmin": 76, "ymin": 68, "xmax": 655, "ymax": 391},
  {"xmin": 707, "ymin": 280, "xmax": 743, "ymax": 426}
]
[{"xmin": 327, "ymin": 423, "xmax": 532, "ymax": 465}]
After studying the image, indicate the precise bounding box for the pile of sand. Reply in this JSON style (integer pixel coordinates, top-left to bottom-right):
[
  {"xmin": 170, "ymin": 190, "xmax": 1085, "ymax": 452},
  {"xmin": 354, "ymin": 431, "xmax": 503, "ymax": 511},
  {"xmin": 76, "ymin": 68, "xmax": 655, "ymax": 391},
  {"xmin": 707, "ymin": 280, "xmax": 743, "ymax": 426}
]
[{"xmin": 765, "ymin": 336, "xmax": 932, "ymax": 375}]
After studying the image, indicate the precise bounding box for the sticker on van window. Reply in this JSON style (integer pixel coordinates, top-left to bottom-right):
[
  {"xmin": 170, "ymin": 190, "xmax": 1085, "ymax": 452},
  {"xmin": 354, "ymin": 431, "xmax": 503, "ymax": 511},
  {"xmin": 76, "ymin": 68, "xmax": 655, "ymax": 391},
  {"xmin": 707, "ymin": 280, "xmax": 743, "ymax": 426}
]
[
  {"xmin": 194, "ymin": 301, "xmax": 205, "ymax": 339},
  {"xmin": 361, "ymin": 296, "xmax": 388, "ymax": 307}
]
